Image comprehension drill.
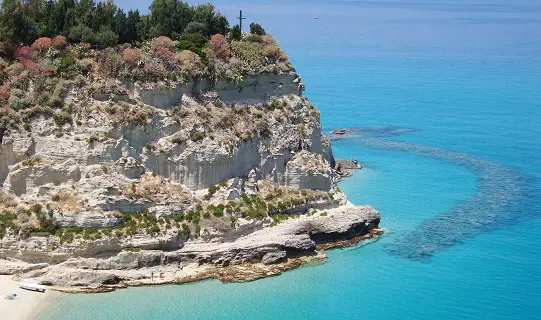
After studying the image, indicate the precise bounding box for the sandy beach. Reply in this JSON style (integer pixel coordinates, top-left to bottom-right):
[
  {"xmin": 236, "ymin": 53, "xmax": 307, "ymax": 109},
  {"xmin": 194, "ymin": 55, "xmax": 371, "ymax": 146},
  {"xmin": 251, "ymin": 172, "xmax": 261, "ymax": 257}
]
[{"xmin": 0, "ymin": 276, "xmax": 61, "ymax": 320}]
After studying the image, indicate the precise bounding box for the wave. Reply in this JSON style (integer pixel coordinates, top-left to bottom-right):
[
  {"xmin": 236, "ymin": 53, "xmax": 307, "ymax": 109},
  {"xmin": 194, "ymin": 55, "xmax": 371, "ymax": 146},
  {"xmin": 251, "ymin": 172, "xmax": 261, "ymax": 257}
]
[{"xmin": 328, "ymin": 127, "xmax": 538, "ymax": 261}]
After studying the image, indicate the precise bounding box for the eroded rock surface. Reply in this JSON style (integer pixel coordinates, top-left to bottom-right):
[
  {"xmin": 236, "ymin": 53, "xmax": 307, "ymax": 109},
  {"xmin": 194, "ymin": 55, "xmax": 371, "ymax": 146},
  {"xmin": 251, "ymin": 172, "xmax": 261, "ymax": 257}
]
[{"xmin": 0, "ymin": 73, "xmax": 380, "ymax": 290}]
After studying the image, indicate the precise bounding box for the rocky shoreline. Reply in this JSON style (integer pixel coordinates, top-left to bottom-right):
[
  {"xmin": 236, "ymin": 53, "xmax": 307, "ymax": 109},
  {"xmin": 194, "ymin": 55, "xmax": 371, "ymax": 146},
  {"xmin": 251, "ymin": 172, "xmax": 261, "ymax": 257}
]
[
  {"xmin": 2, "ymin": 204, "xmax": 380, "ymax": 293},
  {"xmin": 0, "ymin": 39, "xmax": 383, "ymax": 294},
  {"xmin": 39, "ymin": 233, "xmax": 382, "ymax": 294}
]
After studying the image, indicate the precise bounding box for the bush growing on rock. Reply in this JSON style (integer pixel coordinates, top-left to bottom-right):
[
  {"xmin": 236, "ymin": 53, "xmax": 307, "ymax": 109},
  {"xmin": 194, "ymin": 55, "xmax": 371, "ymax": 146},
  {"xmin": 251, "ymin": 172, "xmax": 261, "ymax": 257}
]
[
  {"xmin": 190, "ymin": 131, "xmax": 206, "ymax": 142},
  {"xmin": 210, "ymin": 34, "xmax": 230, "ymax": 61},
  {"xmin": 76, "ymin": 58, "xmax": 94, "ymax": 75},
  {"xmin": 244, "ymin": 34, "xmax": 263, "ymax": 43},
  {"xmin": 262, "ymin": 44, "xmax": 286, "ymax": 63},
  {"xmin": 0, "ymin": 83, "xmax": 10, "ymax": 103},
  {"xmin": 151, "ymin": 36, "xmax": 175, "ymax": 51},
  {"xmin": 52, "ymin": 36, "xmax": 67, "ymax": 50},
  {"xmin": 177, "ymin": 33, "xmax": 207, "ymax": 56},
  {"xmin": 53, "ymin": 111, "xmax": 73, "ymax": 126},
  {"xmin": 122, "ymin": 48, "xmax": 141, "ymax": 65},
  {"xmin": 102, "ymin": 51, "xmax": 123, "ymax": 77},
  {"xmin": 31, "ymin": 37, "xmax": 52, "ymax": 55},
  {"xmin": 54, "ymin": 52, "xmax": 76, "ymax": 77},
  {"xmin": 179, "ymin": 50, "xmax": 203, "ymax": 79}
]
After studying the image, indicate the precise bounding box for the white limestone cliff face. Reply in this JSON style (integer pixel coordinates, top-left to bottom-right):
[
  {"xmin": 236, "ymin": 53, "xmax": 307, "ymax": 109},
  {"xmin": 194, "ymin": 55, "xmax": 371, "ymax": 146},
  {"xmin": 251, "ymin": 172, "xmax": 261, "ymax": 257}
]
[
  {"xmin": 133, "ymin": 73, "xmax": 301, "ymax": 108},
  {"xmin": 0, "ymin": 73, "xmax": 380, "ymax": 289}
]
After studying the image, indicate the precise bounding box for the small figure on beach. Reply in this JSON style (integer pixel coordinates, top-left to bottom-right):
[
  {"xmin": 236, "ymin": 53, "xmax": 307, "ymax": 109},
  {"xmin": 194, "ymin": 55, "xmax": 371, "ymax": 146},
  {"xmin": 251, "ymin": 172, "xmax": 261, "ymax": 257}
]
[
  {"xmin": 160, "ymin": 272, "xmax": 164, "ymax": 280},
  {"xmin": 150, "ymin": 271, "xmax": 154, "ymax": 281}
]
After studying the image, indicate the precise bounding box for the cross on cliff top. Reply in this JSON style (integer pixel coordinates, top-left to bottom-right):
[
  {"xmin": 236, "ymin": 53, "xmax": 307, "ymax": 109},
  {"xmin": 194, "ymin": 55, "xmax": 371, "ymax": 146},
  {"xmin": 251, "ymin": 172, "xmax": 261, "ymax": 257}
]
[{"xmin": 236, "ymin": 10, "xmax": 247, "ymax": 32}]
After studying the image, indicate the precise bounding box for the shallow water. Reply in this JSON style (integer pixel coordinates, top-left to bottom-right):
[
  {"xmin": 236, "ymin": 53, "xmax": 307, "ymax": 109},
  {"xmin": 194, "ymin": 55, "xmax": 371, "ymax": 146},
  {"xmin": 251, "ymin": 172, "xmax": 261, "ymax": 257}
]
[{"xmin": 39, "ymin": 0, "xmax": 541, "ymax": 319}]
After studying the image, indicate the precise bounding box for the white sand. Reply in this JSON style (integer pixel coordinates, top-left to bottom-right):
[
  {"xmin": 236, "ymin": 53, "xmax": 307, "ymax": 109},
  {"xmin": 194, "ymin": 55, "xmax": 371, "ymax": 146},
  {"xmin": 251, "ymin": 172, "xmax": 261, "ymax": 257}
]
[{"xmin": 0, "ymin": 276, "xmax": 61, "ymax": 320}]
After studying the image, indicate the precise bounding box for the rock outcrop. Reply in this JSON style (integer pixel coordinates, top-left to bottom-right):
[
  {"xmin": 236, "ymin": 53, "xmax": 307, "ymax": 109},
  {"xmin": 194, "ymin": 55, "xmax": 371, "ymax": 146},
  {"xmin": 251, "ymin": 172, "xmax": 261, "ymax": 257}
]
[
  {"xmin": 0, "ymin": 68, "xmax": 380, "ymax": 290},
  {"xmin": 4, "ymin": 205, "xmax": 379, "ymax": 288}
]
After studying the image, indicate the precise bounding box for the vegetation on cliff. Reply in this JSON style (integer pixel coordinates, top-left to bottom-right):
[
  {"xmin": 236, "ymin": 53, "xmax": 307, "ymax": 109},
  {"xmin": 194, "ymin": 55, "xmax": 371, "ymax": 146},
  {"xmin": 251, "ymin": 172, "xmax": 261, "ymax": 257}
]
[{"xmin": 0, "ymin": 1, "xmax": 293, "ymax": 134}]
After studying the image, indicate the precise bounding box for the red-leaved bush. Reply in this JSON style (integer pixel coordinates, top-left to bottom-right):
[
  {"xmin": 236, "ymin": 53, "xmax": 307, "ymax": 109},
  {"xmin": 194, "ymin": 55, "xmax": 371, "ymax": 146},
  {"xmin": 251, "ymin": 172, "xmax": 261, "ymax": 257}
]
[
  {"xmin": 52, "ymin": 35, "xmax": 67, "ymax": 50},
  {"xmin": 143, "ymin": 63, "xmax": 156, "ymax": 72},
  {"xmin": 32, "ymin": 37, "xmax": 52, "ymax": 54},
  {"xmin": 0, "ymin": 83, "xmax": 11, "ymax": 102},
  {"xmin": 122, "ymin": 48, "xmax": 141, "ymax": 65},
  {"xmin": 210, "ymin": 34, "xmax": 230, "ymax": 61},
  {"xmin": 16, "ymin": 46, "xmax": 33, "ymax": 61},
  {"xmin": 151, "ymin": 36, "xmax": 175, "ymax": 51}
]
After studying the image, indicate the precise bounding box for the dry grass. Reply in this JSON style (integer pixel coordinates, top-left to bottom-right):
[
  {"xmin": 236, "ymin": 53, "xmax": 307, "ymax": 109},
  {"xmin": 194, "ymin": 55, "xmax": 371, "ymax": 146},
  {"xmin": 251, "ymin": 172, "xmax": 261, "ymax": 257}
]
[{"xmin": 123, "ymin": 173, "xmax": 192, "ymax": 203}]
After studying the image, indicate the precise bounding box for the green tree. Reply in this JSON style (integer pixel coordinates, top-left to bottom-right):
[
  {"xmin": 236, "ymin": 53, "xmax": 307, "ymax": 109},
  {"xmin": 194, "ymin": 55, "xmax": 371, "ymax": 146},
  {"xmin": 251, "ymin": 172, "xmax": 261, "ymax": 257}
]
[
  {"xmin": 149, "ymin": 0, "xmax": 192, "ymax": 38},
  {"xmin": 249, "ymin": 22, "xmax": 266, "ymax": 36},
  {"xmin": 192, "ymin": 3, "xmax": 228, "ymax": 36},
  {"xmin": 177, "ymin": 33, "xmax": 207, "ymax": 56},
  {"xmin": 95, "ymin": 27, "xmax": 118, "ymax": 46},
  {"xmin": 183, "ymin": 21, "xmax": 206, "ymax": 35},
  {"xmin": 230, "ymin": 24, "xmax": 241, "ymax": 41}
]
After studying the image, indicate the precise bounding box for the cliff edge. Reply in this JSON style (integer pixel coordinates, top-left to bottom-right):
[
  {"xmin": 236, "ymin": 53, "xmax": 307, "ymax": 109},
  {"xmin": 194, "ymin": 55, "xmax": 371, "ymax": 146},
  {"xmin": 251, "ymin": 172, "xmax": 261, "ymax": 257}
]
[{"xmin": 0, "ymin": 33, "xmax": 380, "ymax": 290}]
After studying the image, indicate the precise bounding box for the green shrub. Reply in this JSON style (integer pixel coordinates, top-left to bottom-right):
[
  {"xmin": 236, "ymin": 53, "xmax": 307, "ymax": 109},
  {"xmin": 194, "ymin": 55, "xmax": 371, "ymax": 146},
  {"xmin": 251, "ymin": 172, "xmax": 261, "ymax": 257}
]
[
  {"xmin": 245, "ymin": 34, "xmax": 263, "ymax": 43},
  {"xmin": 53, "ymin": 111, "xmax": 73, "ymax": 126},
  {"xmin": 76, "ymin": 58, "xmax": 94, "ymax": 75},
  {"xmin": 30, "ymin": 204, "xmax": 42, "ymax": 214},
  {"xmin": 0, "ymin": 211, "xmax": 18, "ymax": 239},
  {"xmin": 103, "ymin": 52, "xmax": 123, "ymax": 77},
  {"xmin": 241, "ymin": 192, "xmax": 252, "ymax": 205},
  {"xmin": 190, "ymin": 131, "xmax": 206, "ymax": 142},
  {"xmin": 179, "ymin": 223, "xmax": 190, "ymax": 238},
  {"xmin": 95, "ymin": 29, "xmax": 119, "ymax": 47},
  {"xmin": 230, "ymin": 25, "xmax": 242, "ymax": 41},
  {"xmin": 213, "ymin": 204, "xmax": 224, "ymax": 217},
  {"xmin": 37, "ymin": 213, "xmax": 57, "ymax": 234},
  {"xmin": 55, "ymin": 52, "xmax": 76, "ymax": 77},
  {"xmin": 172, "ymin": 213, "xmax": 185, "ymax": 222},
  {"xmin": 177, "ymin": 33, "xmax": 207, "ymax": 56}
]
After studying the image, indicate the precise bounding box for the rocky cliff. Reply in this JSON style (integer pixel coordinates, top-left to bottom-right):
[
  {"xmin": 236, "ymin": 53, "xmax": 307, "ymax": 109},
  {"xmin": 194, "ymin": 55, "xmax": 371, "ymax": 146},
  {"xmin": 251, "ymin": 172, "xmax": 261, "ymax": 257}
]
[{"xmin": 0, "ymin": 36, "xmax": 380, "ymax": 290}]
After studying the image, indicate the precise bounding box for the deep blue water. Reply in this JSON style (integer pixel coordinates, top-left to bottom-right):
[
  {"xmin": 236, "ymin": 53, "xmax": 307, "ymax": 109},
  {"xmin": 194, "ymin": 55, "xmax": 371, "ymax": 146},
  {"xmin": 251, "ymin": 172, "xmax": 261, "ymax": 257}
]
[{"xmin": 38, "ymin": 0, "xmax": 541, "ymax": 319}]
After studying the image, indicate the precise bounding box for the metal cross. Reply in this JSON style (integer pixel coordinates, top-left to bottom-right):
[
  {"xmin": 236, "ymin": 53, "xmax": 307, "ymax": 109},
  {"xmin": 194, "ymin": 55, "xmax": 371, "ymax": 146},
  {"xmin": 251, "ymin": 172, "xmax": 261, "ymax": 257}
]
[{"xmin": 236, "ymin": 10, "xmax": 246, "ymax": 32}]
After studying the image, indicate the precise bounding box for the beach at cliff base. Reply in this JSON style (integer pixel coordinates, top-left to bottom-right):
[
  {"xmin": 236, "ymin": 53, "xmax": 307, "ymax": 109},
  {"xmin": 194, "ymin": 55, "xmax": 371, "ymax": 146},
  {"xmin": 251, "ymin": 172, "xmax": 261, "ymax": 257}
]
[{"xmin": 0, "ymin": 275, "xmax": 61, "ymax": 320}]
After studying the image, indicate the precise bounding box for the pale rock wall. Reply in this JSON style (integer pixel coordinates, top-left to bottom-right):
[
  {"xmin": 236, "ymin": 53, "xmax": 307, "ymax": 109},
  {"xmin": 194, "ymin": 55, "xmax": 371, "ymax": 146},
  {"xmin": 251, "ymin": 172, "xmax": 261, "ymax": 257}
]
[
  {"xmin": 53, "ymin": 211, "xmax": 122, "ymax": 228},
  {"xmin": 0, "ymin": 135, "xmax": 35, "ymax": 186},
  {"xmin": 134, "ymin": 73, "xmax": 299, "ymax": 108},
  {"xmin": 4, "ymin": 160, "xmax": 81, "ymax": 197}
]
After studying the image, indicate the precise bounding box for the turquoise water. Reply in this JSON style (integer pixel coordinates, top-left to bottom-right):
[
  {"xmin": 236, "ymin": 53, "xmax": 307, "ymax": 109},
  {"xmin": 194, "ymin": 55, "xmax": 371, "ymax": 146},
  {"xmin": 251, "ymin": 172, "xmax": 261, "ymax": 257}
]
[{"xmin": 39, "ymin": 0, "xmax": 541, "ymax": 319}]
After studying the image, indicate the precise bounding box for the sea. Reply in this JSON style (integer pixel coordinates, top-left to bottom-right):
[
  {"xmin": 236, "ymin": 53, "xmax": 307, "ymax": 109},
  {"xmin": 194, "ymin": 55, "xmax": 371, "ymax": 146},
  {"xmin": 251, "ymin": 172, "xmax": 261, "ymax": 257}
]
[{"xmin": 37, "ymin": 0, "xmax": 541, "ymax": 319}]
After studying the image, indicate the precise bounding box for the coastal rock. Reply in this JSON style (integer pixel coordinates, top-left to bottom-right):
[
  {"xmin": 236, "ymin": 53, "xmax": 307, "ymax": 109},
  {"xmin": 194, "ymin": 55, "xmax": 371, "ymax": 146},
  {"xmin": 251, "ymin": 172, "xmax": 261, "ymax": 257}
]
[
  {"xmin": 53, "ymin": 211, "xmax": 123, "ymax": 228},
  {"xmin": 0, "ymin": 68, "xmax": 382, "ymax": 290},
  {"xmin": 261, "ymin": 251, "xmax": 287, "ymax": 265}
]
